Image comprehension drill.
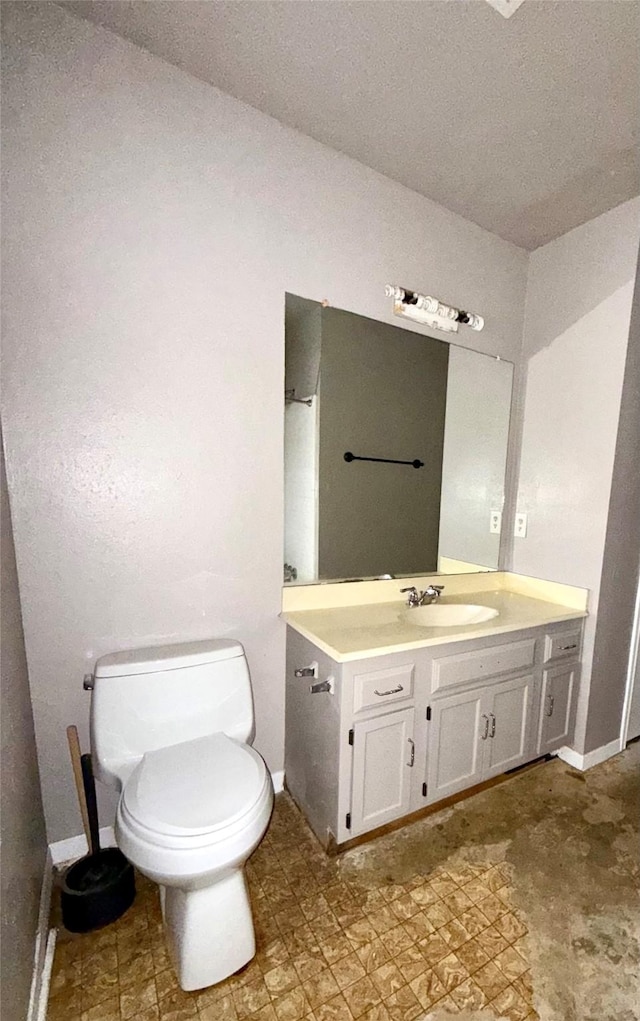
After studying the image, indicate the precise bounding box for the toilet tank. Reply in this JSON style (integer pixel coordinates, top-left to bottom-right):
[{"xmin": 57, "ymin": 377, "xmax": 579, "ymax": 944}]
[{"xmin": 90, "ymin": 639, "xmax": 255, "ymax": 789}]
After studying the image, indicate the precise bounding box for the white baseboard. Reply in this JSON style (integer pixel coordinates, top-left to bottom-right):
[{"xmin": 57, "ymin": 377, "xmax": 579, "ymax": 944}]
[
  {"xmin": 36, "ymin": 930, "xmax": 57, "ymax": 1021},
  {"xmin": 557, "ymin": 738, "xmax": 620, "ymax": 771},
  {"xmin": 27, "ymin": 850, "xmax": 54, "ymax": 1021},
  {"xmin": 50, "ymin": 825, "xmax": 116, "ymax": 866},
  {"xmin": 51, "ymin": 770, "xmax": 285, "ymax": 863}
]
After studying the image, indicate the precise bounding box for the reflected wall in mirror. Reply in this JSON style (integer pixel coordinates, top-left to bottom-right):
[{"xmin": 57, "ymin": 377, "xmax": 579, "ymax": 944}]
[{"xmin": 284, "ymin": 295, "xmax": 513, "ymax": 585}]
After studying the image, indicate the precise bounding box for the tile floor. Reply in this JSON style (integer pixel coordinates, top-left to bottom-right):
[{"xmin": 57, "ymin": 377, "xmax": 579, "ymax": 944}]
[{"xmin": 48, "ymin": 794, "xmax": 537, "ymax": 1021}]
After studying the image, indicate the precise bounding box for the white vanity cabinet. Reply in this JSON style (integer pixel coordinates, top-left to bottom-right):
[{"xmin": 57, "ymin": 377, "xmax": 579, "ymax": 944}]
[
  {"xmin": 426, "ymin": 673, "xmax": 535, "ymax": 803},
  {"xmin": 537, "ymin": 664, "xmax": 577, "ymax": 754},
  {"xmin": 349, "ymin": 707, "xmax": 415, "ymax": 835},
  {"xmin": 425, "ymin": 687, "xmax": 486, "ymax": 801},
  {"xmin": 425, "ymin": 636, "xmax": 538, "ymax": 802},
  {"xmin": 484, "ymin": 673, "xmax": 535, "ymax": 776},
  {"xmin": 285, "ymin": 635, "xmax": 425, "ymax": 843},
  {"xmin": 285, "ymin": 617, "xmax": 583, "ymax": 849},
  {"xmin": 536, "ymin": 623, "xmax": 582, "ymax": 755}
]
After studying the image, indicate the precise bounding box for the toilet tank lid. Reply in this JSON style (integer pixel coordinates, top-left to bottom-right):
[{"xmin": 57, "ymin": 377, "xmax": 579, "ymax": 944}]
[{"xmin": 94, "ymin": 639, "xmax": 245, "ymax": 678}]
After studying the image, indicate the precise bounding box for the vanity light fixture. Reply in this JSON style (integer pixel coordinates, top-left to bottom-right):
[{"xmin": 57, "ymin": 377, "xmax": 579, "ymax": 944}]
[
  {"xmin": 484, "ymin": 0, "xmax": 526, "ymax": 19},
  {"xmin": 385, "ymin": 285, "xmax": 484, "ymax": 334}
]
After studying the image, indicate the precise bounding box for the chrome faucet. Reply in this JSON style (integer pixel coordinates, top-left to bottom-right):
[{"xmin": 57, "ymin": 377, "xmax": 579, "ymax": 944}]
[{"xmin": 401, "ymin": 585, "xmax": 445, "ymax": 607}]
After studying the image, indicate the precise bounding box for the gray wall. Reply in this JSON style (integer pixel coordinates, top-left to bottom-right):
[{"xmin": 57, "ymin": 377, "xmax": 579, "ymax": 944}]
[
  {"xmin": 1, "ymin": 2, "xmax": 528, "ymax": 842},
  {"xmin": 317, "ymin": 307, "xmax": 449, "ymax": 579},
  {"xmin": 514, "ymin": 198, "xmax": 640, "ymax": 754},
  {"xmin": 1, "ymin": 438, "xmax": 48, "ymax": 1021},
  {"xmin": 0, "ymin": 0, "xmax": 636, "ymax": 865},
  {"xmin": 586, "ymin": 252, "xmax": 640, "ymax": 752}
]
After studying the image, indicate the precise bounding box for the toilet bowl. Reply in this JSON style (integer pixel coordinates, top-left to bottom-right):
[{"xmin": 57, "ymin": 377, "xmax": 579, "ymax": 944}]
[
  {"xmin": 89, "ymin": 639, "xmax": 274, "ymax": 991},
  {"xmin": 116, "ymin": 733, "xmax": 273, "ymax": 988}
]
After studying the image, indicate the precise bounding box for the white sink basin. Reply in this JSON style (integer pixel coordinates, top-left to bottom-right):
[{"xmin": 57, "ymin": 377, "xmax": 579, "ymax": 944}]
[{"xmin": 403, "ymin": 604, "xmax": 499, "ymax": 627}]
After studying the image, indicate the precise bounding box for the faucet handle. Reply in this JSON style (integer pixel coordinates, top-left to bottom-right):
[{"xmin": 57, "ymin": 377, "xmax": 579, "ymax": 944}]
[
  {"xmin": 417, "ymin": 584, "xmax": 444, "ymax": 605},
  {"xmin": 400, "ymin": 586, "xmax": 420, "ymax": 606}
]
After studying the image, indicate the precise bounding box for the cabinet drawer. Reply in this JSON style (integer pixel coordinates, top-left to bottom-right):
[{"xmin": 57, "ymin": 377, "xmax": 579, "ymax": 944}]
[
  {"xmin": 431, "ymin": 639, "xmax": 536, "ymax": 694},
  {"xmin": 544, "ymin": 627, "xmax": 582, "ymax": 663},
  {"xmin": 353, "ymin": 663, "xmax": 414, "ymax": 713}
]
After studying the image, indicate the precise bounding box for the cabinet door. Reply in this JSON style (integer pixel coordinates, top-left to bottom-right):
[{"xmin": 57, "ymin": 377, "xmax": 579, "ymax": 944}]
[
  {"xmin": 426, "ymin": 689, "xmax": 486, "ymax": 802},
  {"xmin": 537, "ymin": 663, "xmax": 577, "ymax": 754},
  {"xmin": 484, "ymin": 674, "xmax": 534, "ymax": 778},
  {"xmin": 350, "ymin": 708, "xmax": 414, "ymax": 836}
]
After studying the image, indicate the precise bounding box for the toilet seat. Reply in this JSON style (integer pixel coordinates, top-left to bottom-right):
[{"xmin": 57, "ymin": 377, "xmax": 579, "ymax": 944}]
[{"xmin": 122, "ymin": 733, "xmax": 269, "ymax": 842}]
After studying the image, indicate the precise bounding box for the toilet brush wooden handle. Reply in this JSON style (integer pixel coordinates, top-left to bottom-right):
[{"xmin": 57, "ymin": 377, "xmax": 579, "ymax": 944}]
[
  {"xmin": 66, "ymin": 725, "xmax": 91, "ymax": 847},
  {"xmin": 81, "ymin": 753, "xmax": 101, "ymax": 857}
]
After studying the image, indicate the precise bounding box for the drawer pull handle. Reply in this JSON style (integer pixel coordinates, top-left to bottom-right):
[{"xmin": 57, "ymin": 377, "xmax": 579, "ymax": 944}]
[
  {"xmin": 489, "ymin": 712, "xmax": 496, "ymax": 738},
  {"xmin": 559, "ymin": 643, "xmax": 577, "ymax": 651},
  {"xmin": 545, "ymin": 695, "xmax": 555, "ymax": 717},
  {"xmin": 407, "ymin": 738, "xmax": 415, "ymax": 767},
  {"xmin": 481, "ymin": 714, "xmax": 489, "ymax": 740},
  {"xmin": 374, "ymin": 684, "xmax": 404, "ymax": 696}
]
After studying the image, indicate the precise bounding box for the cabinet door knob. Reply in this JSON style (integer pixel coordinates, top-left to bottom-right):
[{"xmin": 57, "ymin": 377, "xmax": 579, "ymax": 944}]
[
  {"xmin": 489, "ymin": 712, "xmax": 496, "ymax": 738},
  {"xmin": 407, "ymin": 738, "xmax": 415, "ymax": 767},
  {"xmin": 545, "ymin": 695, "xmax": 555, "ymax": 717},
  {"xmin": 481, "ymin": 714, "xmax": 489, "ymax": 740}
]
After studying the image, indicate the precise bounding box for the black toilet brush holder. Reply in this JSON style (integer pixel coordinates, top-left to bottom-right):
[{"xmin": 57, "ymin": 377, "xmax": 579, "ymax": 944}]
[{"xmin": 61, "ymin": 752, "xmax": 135, "ymax": 932}]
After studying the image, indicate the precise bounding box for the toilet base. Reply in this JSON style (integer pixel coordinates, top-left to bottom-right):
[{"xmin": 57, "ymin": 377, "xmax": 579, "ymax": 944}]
[{"xmin": 162, "ymin": 869, "xmax": 256, "ymax": 991}]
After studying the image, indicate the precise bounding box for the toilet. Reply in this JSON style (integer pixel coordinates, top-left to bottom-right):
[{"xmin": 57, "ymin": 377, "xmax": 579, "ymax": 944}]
[{"xmin": 89, "ymin": 638, "xmax": 274, "ymax": 991}]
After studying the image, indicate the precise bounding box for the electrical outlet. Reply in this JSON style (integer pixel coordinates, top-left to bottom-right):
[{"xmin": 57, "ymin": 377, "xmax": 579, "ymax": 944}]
[
  {"xmin": 490, "ymin": 510, "xmax": 502, "ymax": 534},
  {"xmin": 514, "ymin": 513, "xmax": 528, "ymax": 538}
]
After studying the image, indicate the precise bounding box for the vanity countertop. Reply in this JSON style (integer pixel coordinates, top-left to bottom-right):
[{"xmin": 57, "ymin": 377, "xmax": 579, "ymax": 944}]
[{"xmin": 282, "ymin": 588, "xmax": 587, "ymax": 662}]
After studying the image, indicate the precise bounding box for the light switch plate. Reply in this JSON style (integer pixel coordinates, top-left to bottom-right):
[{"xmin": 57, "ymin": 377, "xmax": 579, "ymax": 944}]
[
  {"xmin": 514, "ymin": 512, "xmax": 528, "ymax": 538},
  {"xmin": 490, "ymin": 510, "xmax": 502, "ymax": 534}
]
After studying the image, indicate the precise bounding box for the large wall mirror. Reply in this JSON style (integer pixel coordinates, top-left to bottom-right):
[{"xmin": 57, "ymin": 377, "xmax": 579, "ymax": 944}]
[{"xmin": 284, "ymin": 295, "xmax": 513, "ymax": 585}]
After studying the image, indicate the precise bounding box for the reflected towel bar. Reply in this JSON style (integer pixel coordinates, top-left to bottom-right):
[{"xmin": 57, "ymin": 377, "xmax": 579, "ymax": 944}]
[{"xmin": 344, "ymin": 451, "xmax": 424, "ymax": 469}]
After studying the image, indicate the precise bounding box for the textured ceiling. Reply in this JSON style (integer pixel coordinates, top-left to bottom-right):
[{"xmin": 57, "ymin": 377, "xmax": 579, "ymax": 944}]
[{"xmin": 62, "ymin": 0, "xmax": 639, "ymax": 250}]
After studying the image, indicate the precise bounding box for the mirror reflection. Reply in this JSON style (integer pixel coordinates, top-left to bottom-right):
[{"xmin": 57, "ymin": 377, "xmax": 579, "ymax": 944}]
[{"xmin": 284, "ymin": 295, "xmax": 513, "ymax": 585}]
